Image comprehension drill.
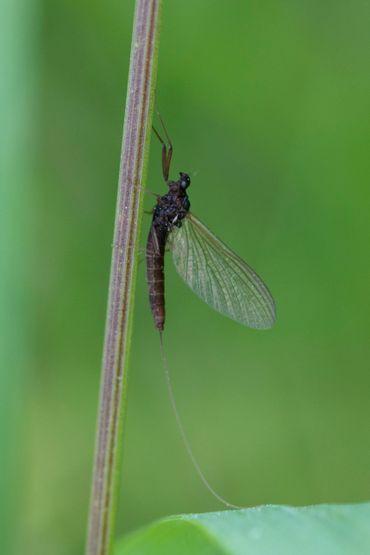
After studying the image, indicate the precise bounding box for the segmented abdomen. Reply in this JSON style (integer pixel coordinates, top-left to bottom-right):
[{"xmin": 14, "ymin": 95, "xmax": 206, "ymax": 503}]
[{"xmin": 146, "ymin": 225, "xmax": 166, "ymax": 331}]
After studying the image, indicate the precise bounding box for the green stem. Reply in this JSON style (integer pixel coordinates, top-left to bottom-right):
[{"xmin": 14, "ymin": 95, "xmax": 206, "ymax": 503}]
[{"xmin": 85, "ymin": 2, "xmax": 162, "ymax": 554}]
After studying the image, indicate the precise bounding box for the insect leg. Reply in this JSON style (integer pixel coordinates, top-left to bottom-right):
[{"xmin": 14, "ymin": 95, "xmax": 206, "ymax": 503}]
[
  {"xmin": 132, "ymin": 183, "xmax": 160, "ymax": 198},
  {"xmin": 151, "ymin": 226, "xmax": 161, "ymax": 255},
  {"xmin": 152, "ymin": 114, "xmax": 173, "ymax": 182},
  {"xmin": 137, "ymin": 249, "xmax": 145, "ymax": 265},
  {"xmin": 145, "ymin": 189, "xmax": 160, "ymax": 199}
]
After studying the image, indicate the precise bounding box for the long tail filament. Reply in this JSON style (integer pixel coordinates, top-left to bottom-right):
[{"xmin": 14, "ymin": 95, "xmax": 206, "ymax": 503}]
[{"xmin": 159, "ymin": 331, "xmax": 242, "ymax": 509}]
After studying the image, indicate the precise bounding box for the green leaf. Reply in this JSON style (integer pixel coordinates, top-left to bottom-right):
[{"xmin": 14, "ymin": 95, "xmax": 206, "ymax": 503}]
[{"xmin": 116, "ymin": 503, "xmax": 370, "ymax": 555}]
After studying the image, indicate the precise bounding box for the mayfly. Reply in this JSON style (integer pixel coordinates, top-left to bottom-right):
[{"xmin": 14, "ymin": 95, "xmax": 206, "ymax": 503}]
[
  {"xmin": 146, "ymin": 121, "xmax": 275, "ymax": 332},
  {"xmin": 146, "ymin": 118, "xmax": 276, "ymax": 508}
]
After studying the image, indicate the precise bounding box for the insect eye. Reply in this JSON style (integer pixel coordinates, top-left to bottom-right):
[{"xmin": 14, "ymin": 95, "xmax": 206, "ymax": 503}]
[{"xmin": 179, "ymin": 172, "xmax": 191, "ymax": 189}]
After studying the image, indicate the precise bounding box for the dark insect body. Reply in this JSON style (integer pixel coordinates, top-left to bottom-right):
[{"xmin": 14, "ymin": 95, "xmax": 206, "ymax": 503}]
[
  {"xmin": 146, "ymin": 123, "xmax": 191, "ymax": 330},
  {"xmin": 146, "ymin": 119, "xmax": 276, "ymax": 332}
]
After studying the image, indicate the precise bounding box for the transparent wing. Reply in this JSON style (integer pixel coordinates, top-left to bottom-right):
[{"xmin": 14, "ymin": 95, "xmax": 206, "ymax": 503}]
[{"xmin": 169, "ymin": 213, "xmax": 276, "ymax": 329}]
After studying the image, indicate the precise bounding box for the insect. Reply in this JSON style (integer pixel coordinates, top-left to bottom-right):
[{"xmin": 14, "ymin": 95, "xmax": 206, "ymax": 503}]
[
  {"xmin": 145, "ymin": 118, "xmax": 276, "ymax": 508},
  {"xmin": 146, "ymin": 120, "xmax": 276, "ymax": 332}
]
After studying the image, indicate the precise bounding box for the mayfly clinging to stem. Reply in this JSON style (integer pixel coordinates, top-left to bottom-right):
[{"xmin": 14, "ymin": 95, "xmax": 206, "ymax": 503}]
[
  {"xmin": 146, "ymin": 117, "xmax": 276, "ymax": 333},
  {"xmin": 145, "ymin": 117, "xmax": 276, "ymax": 509}
]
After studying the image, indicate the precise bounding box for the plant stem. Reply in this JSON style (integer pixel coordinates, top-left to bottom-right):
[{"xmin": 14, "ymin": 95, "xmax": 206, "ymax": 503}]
[{"xmin": 85, "ymin": 2, "xmax": 162, "ymax": 554}]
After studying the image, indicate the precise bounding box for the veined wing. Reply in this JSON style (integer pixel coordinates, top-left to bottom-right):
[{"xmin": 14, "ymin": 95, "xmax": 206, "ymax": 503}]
[{"xmin": 169, "ymin": 213, "xmax": 276, "ymax": 329}]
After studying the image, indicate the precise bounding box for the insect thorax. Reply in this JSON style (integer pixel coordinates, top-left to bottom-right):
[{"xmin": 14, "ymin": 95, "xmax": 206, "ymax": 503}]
[{"xmin": 153, "ymin": 187, "xmax": 190, "ymax": 234}]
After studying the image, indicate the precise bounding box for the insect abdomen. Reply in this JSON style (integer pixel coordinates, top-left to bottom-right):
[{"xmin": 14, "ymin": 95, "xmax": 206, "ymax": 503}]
[{"xmin": 146, "ymin": 225, "xmax": 166, "ymax": 331}]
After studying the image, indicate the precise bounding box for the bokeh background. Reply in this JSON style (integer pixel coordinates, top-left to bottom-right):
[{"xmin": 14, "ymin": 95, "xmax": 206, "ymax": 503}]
[{"xmin": 2, "ymin": 1, "xmax": 370, "ymax": 554}]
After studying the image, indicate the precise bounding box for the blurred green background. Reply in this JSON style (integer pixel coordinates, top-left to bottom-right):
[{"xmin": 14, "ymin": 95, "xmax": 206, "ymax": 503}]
[{"xmin": 2, "ymin": 1, "xmax": 370, "ymax": 554}]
